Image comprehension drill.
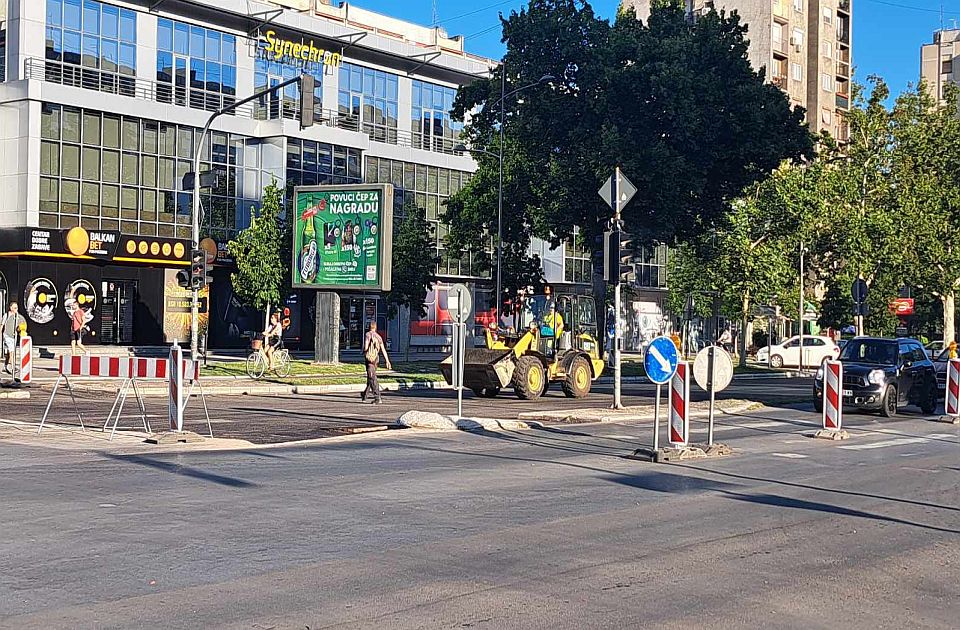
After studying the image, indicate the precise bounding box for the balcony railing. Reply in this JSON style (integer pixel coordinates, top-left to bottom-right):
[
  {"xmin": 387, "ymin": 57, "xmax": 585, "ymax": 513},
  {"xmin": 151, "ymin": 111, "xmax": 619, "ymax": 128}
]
[
  {"xmin": 836, "ymin": 93, "xmax": 850, "ymax": 109},
  {"xmin": 772, "ymin": 75, "xmax": 788, "ymax": 89},
  {"xmin": 773, "ymin": 38, "xmax": 787, "ymax": 55},
  {"xmin": 27, "ymin": 58, "xmax": 466, "ymax": 156},
  {"xmin": 836, "ymin": 60, "xmax": 850, "ymax": 77},
  {"xmin": 838, "ymin": 0, "xmax": 850, "ymax": 13}
]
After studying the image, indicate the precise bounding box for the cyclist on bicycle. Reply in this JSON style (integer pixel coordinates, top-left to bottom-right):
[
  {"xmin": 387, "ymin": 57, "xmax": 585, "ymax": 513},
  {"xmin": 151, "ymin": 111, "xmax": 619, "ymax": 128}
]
[{"xmin": 263, "ymin": 311, "xmax": 284, "ymax": 369}]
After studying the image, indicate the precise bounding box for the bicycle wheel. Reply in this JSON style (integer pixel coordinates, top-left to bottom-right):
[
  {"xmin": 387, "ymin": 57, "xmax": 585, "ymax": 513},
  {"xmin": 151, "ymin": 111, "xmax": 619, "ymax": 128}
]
[
  {"xmin": 275, "ymin": 351, "xmax": 292, "ymax": 378},
  {"xmin": 246, "ymin": 352, "xmax": 266, "ymax": 379}
]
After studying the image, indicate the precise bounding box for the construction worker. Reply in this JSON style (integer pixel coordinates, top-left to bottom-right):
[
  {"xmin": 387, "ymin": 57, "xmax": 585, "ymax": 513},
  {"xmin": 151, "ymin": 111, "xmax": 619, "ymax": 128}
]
[
  {"xmin": 949, "ymin": 340, "xmax": 957, "ymax": 360},
  {"xmin": 544, "ymin": 302, "xmax": 564, "ymax": 339}
]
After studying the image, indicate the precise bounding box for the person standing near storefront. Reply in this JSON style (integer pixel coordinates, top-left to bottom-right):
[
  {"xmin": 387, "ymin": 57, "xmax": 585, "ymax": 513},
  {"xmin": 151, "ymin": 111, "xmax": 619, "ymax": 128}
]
[
  {"xmin": 361, "ymin": 321, "xmax": 391, "ymax": 404},
  {"xmin": 71, "ymin": 303, "xmax": 88, "ymax": 355},
  {"xmin": 2, "ymin": 302, "xmax": 26, "ymax": 374}
]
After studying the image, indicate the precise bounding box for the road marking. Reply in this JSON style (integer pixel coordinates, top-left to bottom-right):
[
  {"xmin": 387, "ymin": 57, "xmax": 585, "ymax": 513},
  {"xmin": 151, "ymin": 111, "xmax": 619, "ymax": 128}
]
[
  {"xmin": 772, "ymin": 452, "xmax": 808, "ymax": 459},
  {"xmin": 598, "ymin": 434, "xmax": 638, "ymax": 440},
  {"xmin": 839, "ymin": 434, "xmax": 954, "ymax": 451}
]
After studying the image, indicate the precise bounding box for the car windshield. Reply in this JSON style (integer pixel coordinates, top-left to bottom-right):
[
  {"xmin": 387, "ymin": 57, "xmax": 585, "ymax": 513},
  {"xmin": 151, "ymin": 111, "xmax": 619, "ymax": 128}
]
[
  {"xmin": 936, "ymin": 348, "xmax": 952, "ymax": 361},
  {"xmin": 839, "ymin": 339, "xmax": 898, "ymax": 365}
]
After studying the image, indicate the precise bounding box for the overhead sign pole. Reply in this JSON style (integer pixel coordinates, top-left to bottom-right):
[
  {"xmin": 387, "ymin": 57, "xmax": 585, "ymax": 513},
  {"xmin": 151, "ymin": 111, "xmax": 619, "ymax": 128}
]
[
  {"xmin": 613, "ymin": 168, "xmax": 623, "ymax": 409},
  {"xmin": 448, "ymin": 283, "xmax": 472, "ymax": 419}
]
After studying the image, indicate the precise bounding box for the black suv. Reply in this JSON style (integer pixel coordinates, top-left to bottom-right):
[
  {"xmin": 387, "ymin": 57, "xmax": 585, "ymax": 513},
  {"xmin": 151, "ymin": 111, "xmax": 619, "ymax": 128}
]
[{"xmin": 814, "ymin": 337, "xmax": 938, "ymax": 417}]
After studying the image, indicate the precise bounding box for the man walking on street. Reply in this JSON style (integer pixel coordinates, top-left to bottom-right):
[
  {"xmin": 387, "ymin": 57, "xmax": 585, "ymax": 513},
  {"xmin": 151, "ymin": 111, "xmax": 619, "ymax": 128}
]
[
  {"xmin": 2, "ymin": 302, "xmax": 27, "ymax": 374},
  {"xmin": 361, "ymin": 321, "xmax": 391, "ymax": 404}
]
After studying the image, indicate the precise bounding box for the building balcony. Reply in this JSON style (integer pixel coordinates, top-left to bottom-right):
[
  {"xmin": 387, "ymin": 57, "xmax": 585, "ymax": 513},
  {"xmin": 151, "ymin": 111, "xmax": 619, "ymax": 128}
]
[
  {"xmin": 773, "ymin": 38, "xmax": 787, "ymax": 56},
  {"xmin": 836, "ymin": 93, "xmax": 850, "ymax": 110},
  {"xmin": 25, "ymin": 57, "xmax": 465, "ymax": 156},
  {"xmin": 836, "ymin": 60, "xmax": 850, "ymax": 77},
  {"xmin": 837, "ymin": 0, "xmax": 851, "ymax": 14},
  {"xmin": 773, "ymin": 0, "xmax": 789, "ymax": 22},
  {"xmin": 772, "ymin": 75, "xmax": 788, "ymax": 89}
]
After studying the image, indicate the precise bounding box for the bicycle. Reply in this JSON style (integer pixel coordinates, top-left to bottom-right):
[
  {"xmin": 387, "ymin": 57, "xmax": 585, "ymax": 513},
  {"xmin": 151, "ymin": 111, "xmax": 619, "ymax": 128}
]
[{"xmin": 246, "ymin": 337, "xmax": 291, "ymax": 379}]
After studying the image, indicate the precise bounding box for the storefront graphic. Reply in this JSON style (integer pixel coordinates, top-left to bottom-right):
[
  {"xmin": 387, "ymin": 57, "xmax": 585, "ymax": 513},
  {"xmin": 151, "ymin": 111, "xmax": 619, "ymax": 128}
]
[
  {"xmin": 23, "ymin": 278, "xmax": 58, "ymax": 324},
  {"xmin": 260, "ymin": 29, "xmax": 342, "ymax": 69},
  {"xmin": 0, "ymin": 227, "xmax": 189, "ymax": 266},
  {"xmin": 65, "ymin": 279, "xmax": 97, "ymax": 329},
  {"xmin": 292, "ymin": 184, "xmax": 394, "ymax": 291},
  {"xmin": 162, "ymin": 270, "xmax": 209, "ymax": 343}
]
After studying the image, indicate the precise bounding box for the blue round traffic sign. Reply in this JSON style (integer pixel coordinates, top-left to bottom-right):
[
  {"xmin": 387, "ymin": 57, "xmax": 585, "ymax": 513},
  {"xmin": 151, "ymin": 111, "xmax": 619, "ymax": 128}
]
[{"xmin": 645, "ymin": 336, "xmax": 680, "ymax": 384}]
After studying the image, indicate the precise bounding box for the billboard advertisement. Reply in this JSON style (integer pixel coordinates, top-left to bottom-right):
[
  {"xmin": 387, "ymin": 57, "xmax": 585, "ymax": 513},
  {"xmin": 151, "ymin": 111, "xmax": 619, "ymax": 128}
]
[{"xmin": 292, "ymin": 184, "xmax": 393, "ymax": 291}]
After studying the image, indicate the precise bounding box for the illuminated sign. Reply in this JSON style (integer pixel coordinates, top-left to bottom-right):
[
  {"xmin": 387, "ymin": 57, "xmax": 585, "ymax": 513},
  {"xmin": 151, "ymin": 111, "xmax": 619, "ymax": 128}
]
[{"xmin": 261, "ymin": 30, "xmax": 342, "ymax": 69}]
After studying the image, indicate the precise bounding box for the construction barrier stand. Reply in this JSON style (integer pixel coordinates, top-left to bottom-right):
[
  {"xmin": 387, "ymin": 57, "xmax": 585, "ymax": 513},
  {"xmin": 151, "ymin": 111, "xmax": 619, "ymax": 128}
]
[
  {"xmin": 822, "ymin": 360, "xmax": 843, "ymax": 431},
  {"xmin": 669, "ymin": 361, "xmax": 690, "ymax": 447}
]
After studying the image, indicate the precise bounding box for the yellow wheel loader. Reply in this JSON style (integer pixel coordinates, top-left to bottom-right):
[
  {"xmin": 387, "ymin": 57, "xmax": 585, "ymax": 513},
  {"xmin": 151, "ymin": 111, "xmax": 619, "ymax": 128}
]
[{"xmin": 440, "ymin": 293, "xmax": 605, "ymax": 401}]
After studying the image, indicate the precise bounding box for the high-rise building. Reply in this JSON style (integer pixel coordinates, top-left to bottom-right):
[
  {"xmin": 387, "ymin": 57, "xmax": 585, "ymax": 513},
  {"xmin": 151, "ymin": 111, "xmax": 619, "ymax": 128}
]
[
  {"xmin": 921, "ymin": 28, "xmax": 960, "ymax": 105},
  {"xmin": 622, "ymin": 0, "xmax": 851, "ymax": 141}
]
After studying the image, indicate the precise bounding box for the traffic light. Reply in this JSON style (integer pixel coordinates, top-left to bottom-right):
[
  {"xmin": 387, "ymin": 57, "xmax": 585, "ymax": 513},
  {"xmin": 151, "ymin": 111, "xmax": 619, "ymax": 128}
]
[
  {"xmin": 603, "ymin": 229, "xmax": 634, "ymax": 283},
  {"xmin": 176, "ymin": 268, "xmax": 190, "ymax": 288},
  {"xmin": 189, "ymin": 248, "xmax": 206, "ymax": 290},
  {"xmin": 300, "ymin": 74, "xmax": 315, "ymax": 130}
]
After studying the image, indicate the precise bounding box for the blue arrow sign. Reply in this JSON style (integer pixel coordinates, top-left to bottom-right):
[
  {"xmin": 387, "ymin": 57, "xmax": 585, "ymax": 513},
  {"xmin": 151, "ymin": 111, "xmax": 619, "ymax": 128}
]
[{"xmin": 645, "ymin": 336, "xmax": 680, "ymax": 385}]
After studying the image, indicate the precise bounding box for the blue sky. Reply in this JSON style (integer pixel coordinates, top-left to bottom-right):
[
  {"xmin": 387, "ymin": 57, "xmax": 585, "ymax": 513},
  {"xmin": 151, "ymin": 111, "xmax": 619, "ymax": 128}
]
[{"xmin": 353, "ymin": 0, "xmax": 959, "ymax": 98}]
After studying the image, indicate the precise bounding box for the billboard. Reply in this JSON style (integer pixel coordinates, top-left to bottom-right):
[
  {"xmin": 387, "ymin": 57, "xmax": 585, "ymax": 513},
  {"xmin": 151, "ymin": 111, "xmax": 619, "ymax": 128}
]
[{"xmin": 292, "ymin": 184, "xmax": 393, "ymax": 291}]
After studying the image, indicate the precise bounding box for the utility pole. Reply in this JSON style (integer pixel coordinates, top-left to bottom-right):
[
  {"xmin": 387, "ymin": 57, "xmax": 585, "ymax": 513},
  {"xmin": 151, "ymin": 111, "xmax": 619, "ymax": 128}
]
[
  {"xmin": 799, "ymin": 240, "xmax": 805, "ymax": 373},
  {"xmin": 613, "ymin": 168, "xmax": 623, "ymax": 409}
]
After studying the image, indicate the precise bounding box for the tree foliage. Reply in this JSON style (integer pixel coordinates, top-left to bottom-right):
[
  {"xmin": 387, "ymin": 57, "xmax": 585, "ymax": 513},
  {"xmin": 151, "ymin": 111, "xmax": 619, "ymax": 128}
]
[
  {"xmin": 227, "ymin": 181, "xmax": 287, "ymax": 319},
  {"xmin": 445, "ymin": 0, "xmax": 812, "ymax": 301},
  {"xmin": 385, "ymin": 201, "xmax": 440, "ymax": 319}
]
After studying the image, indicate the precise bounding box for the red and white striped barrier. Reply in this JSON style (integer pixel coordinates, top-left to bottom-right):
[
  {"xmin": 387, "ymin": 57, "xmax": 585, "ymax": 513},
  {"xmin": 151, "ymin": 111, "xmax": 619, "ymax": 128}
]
[
  {"xmin": 822, "ymin": 360, "xmax": 843, "ymax": 431},
  {"xmin": 18, "ymin": 336, "xmax": 32, "ymax": 384},
  {"xmin": 945, "ymin": 359, "xmax": 960, "ymax": 418},
  {"xmin": 669, "ymin": 361, "xmax": 690, "ymax": 447},
  {"xmin": 60, "ymin": 355, "xmax": 132, "ymax": 378}
]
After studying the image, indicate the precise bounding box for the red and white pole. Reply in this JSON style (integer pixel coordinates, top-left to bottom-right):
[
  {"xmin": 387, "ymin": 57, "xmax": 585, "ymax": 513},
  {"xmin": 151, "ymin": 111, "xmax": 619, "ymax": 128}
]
[
  {"xmin": 18, "ymin": 336, "xmax": 32, "ymax": 384},
  {"xmin": 822, "ymin": 359, "xmax": 843, "ymax": 431},
  {"xmin": 669, "ymin": 361, "xmax": 690, "ymax": 447},
  {"xmin": 945, "ymin": 359, "xmax": 960, "ymax": 418}
]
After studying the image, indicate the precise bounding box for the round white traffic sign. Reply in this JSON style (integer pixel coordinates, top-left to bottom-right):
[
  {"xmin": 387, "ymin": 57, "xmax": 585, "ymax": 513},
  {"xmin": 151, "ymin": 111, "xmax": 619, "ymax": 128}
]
[
  {"xmin": 447, "ymin": 283, "xmax": 473, "ymax": 323},
  {"xmin": 693, "ymin": 346, "xmax": 734, "ymax": 393}
]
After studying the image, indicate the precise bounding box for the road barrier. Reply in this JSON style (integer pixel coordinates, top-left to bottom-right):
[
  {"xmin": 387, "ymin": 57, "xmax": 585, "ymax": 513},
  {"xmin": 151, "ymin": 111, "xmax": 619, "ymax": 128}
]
[
  {"xmin": 39, "ymin": 348, "xmax": 210, "ymax": 439},
  {"xmin": 945, "ymin": 359, "xmax": 960, "ymax": 418},
  {"xmin": 18, "ymin": 336, "xmax": 32, "ymax": 384},
  {"xmin": 821, "ymin": 360, "xmax": 843, "ymax": 431},
  {"xmin": 669, "ymin": 361, "xmax": 690, "ymax": 447}
]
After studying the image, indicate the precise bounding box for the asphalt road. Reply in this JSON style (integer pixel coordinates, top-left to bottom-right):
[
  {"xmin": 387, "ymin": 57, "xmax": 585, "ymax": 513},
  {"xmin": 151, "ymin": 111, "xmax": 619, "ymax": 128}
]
[
  {"xmin": 1, "ymin": 400, "xmax": 957, "ymax": 628},
  {"xmin": 4, "ymin": 376, "xmax": 814, "ymax": 443}
]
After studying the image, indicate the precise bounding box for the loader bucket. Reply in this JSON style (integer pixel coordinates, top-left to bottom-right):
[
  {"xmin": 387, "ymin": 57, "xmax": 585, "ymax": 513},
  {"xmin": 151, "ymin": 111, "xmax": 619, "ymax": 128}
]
[{"xmin": 440, "ymin": 348, "xmax": 516, "ymax": 391}]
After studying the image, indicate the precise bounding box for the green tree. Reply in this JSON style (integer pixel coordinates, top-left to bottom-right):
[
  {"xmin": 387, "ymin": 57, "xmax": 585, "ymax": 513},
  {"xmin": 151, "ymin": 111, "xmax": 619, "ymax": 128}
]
[
  {"xmin": 227, "ymin": 181, "xmax": 287, "ymax": 328},
  {"xmin": 385, "ymin": 201, "xmax": 440, "ymax": 319},
  {"xmin": 446, "ymin": 0, "xmax": 812, "ymax": 296}
]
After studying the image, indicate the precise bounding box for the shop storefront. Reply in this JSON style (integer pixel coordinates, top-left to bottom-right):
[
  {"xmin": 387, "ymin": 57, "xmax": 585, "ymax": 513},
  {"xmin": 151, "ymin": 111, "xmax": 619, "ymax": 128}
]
[{"xmin": 0, "ymin": 227, "xmax": 191, "ymax": 346}]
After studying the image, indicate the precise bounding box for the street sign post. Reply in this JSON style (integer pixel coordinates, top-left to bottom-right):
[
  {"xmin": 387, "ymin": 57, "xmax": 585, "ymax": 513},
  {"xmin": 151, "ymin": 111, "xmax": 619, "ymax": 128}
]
[
  {"xmin": 448, "ymin": 284, "xmax": 472, "ymax": 418},
  {"xmin": 693, "ymin": 346, "xmax": 734, "ymax": 446},
  {"xmin": 598, "ymin": 167, "xmax": 637, "ymax": 410},
  {"xmin": 644, "ymin": 336, "xmax": 680, "ymax": 451}
]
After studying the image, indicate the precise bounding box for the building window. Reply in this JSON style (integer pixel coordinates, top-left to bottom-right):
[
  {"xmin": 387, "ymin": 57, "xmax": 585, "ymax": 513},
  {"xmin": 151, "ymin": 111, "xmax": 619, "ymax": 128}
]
[
  {"xmin": 286, "ymin": 138, "xmax": 362, "ymax": 195},
  {"xmin": 821, "ymin": 108, "xmax": 832, "ymax": 125},
  {"xmin": 563, "ymin": 231, "xmax": 591, "ymax": 284},
  {"xmin": 365, "ymin": 156, "xmax": 483, "ymax": 278},
  {"xmin": 772, "ymin": 23, "xmax": 784, "ymax": 52},
  {"xmin": 791, "ymin": 62, "xmax": 802, "ymax": 82},
  {"xmin": 791, "ymin": 28, "xmax": 804, "ymax": 50},
  {"xmin": 793, "ymin": 0, "xmax": 803, "ymax": 12},
  {"xmin": 635, "ymin": 245, "xmax": 669, "ymax": 289},
  {"xmin": 411, "ymin": 80, "xmax": 464, "ymax": 154},
  {"xmin": 156, "ymin": 18, "xmax": 237, "ymax": 112},
  {"xmin": 822, "ymin": 41, "xmax": 833, "ymax": 59},
  {"xmin": 38, "ymin": 102, "xmax": 272, "ymax": 241},
  {"xmin": 822, "ymin": 7, "xmax": 832, "ymax": 24},
  {"xmin": 821, "ymin": 73, "xmax": 833, "ymax": 92},
  {"xmin": 338, "ymin": 62, "xmax": 399, "ymax": 144},
  {"xmin": 254, "ymin": 51, "xmax": 323, "ymax": 122},
  {"xmin": 44, "ymin": 0, "xmax": 137, "ymax": 95}
]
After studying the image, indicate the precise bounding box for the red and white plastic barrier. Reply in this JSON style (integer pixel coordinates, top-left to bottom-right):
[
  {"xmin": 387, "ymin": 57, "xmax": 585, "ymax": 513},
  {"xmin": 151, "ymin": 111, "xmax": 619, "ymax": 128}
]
[
  {"xmin": 18, "ymin": 336, "xmax": 32, "ymax": 384},
  {"xmin": 40, "ymin": 344, "xmax": 209, "ymax": 439},
  {"xmin": 945, "ymin": 359, "xmax": 960, "ymax": 418},
  {"xmin": 669, "ymin": 361, "xmax": 690, "ymax": 447},
  {"xmin": 821, "ymin": 360, "xmax": 843, "ymax": 431}
]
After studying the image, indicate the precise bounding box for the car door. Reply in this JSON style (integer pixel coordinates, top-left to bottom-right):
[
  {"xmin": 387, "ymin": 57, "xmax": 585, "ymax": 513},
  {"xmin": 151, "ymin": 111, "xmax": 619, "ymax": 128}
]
[
  {"xmin": 910, "ymin": 343, "xmax": 935, "ymax": 399},
  {"xmin": 897, "ymin": 342, "xmax": 918, "ymax": 402},
  {"xmin": 781, "ymin": 337, "xmax": 800, "ymax": 366},
  {"xmin": 801, "ymin": 337, "xmax": 828, "ymax": 366}
]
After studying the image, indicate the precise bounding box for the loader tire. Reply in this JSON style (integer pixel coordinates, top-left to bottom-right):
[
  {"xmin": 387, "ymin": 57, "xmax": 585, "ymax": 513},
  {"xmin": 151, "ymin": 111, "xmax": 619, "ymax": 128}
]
[
  {"xmin": 562, "ymin": 356, "xmax": 592, "ymax": 399},
  {"xmin": 513, "ymin": 356, "xmax": 546, "ymax": 400},
  {"xmin": 472, "ymin": 387, "xmax": 501, "ymax": 398}
]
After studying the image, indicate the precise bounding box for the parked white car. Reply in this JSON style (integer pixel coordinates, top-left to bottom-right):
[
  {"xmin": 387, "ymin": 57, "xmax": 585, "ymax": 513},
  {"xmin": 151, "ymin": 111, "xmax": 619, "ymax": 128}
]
[{"xmin": 755, "ymin": 335, "xmax": 840, "ymax": 368}]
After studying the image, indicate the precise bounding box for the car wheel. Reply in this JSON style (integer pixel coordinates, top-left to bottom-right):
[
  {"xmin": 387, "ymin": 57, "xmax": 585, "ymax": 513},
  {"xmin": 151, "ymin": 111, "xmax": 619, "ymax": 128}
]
[
  {"xmin": 770, "ymin": 355, "xmax": 784, "ymax": 369},
  {"xmin": 920, "ymin": 381, "xmax": 937, "ymax": 415},
  {"xmin": 880, "ymin": 385, "xmax": 898, "ymax": 418}
]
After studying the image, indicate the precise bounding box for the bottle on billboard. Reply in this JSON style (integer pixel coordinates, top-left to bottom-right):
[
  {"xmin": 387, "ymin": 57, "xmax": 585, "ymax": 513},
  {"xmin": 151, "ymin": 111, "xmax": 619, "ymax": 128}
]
[{"xmin": 299, "ymin": 206, "xmax": 319, "ymax": 282}]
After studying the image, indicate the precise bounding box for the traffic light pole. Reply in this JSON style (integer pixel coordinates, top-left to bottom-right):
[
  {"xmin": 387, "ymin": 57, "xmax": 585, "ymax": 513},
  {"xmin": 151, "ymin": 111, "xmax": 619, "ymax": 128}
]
[
  {"xmin": 189, "ymin": 75, "xmax": 304, "ymax": 360},
  {"xmin": 613, "ymin": 167, "xmax": 623, "ymax": 410}
]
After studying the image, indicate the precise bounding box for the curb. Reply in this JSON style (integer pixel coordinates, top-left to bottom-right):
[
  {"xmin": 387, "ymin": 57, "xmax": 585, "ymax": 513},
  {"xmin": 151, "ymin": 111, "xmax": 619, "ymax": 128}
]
[
  {"xmin": 516, "ymin": 400, "xmax": 760, "ymax": 424},
  {"xmin": 0, "ymin": 389, "xmax": 30, "ymax": 399},
  {"xmin": 595, "ymin": 371, "xmax": 810, "ymax": 384}
]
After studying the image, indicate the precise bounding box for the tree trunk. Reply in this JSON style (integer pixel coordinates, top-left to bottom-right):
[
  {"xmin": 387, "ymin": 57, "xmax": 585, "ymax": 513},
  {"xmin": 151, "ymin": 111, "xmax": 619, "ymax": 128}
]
[{"xmin": 944, "ymin": 292, "xmax": 956, "ymax": 344}]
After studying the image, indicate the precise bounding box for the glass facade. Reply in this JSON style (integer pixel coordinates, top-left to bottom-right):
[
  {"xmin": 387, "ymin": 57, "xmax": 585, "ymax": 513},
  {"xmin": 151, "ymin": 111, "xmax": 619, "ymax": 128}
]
[
  {"xmin": 364, "ymin": 156, "xmax": 486, "ymax": 278},
  {"xmin": 338, "ymin": 62, "xmax": 399, "ymax": 143},
  {"xmin": 285, "ymin": 139, "xmax": 363, "ymax": 201},
  {"xmin": 411, "ymin": 80, "xmax": 462, "ymax": 153},
  {"xmin": 254, "ymin": 57, "xmax": 323, "ymax": 122},
  {"xmin": 634, "ymin": 244, "xmax": 669, "ymax": 289},
  {"xmin": 45, "ymin": 0, "xmax": 137, "ymax": 95},
  {"xmin": 156, "ymin": 18, "xmax": 237, "ymax": 111},
  {"xmin": 39, "ymin": 103, "xmax": 278, "ymax": 241},
  {"xmin": 563, "ymin": 232, "xmax": 592, "ymax": 284}
]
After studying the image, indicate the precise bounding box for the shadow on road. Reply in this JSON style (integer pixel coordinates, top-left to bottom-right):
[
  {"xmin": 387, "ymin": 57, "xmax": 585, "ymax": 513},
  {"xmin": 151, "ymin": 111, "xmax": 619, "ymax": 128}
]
[{"xmin": 99, "ymin": 452, "xmax": 257, "ymax": 488}]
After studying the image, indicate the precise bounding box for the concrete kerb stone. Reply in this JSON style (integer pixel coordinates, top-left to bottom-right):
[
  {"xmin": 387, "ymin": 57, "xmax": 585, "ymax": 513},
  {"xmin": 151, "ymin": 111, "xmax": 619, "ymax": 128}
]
[
  {"xmin": 813, "ymin": 429, "xmax": 851, "ymax": 440},
  {"xmin": 934, "ymin": 415, "xmax": 960, "ymax": 425},
  {"xmin": 516, "ymin": 399, "xmax": 758, "ymax": 425},
  {"xmin": 626, "ymin": 442, "xmax": 734, "ymax": 463},
  {"xmin": 398, "ymin": 410, "xmax": 530, "ymax": 433},
  {"xmin": 0, "ymin": 389, "xmax": 30, "ymax": 399}
]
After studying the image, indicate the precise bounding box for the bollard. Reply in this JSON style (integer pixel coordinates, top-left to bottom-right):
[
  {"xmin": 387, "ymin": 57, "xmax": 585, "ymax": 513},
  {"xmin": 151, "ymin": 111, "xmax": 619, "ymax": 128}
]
[
  {"xmin": 814, "ymin": 360, "xmax": 849, "ymax": 440},
  {"xmin": 18, "ymin": 335, "xmax": 32, "ymax": 384},
  {"xmin": 669, "ymin": 361, "xmax": 690, "ymax": 447}
]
